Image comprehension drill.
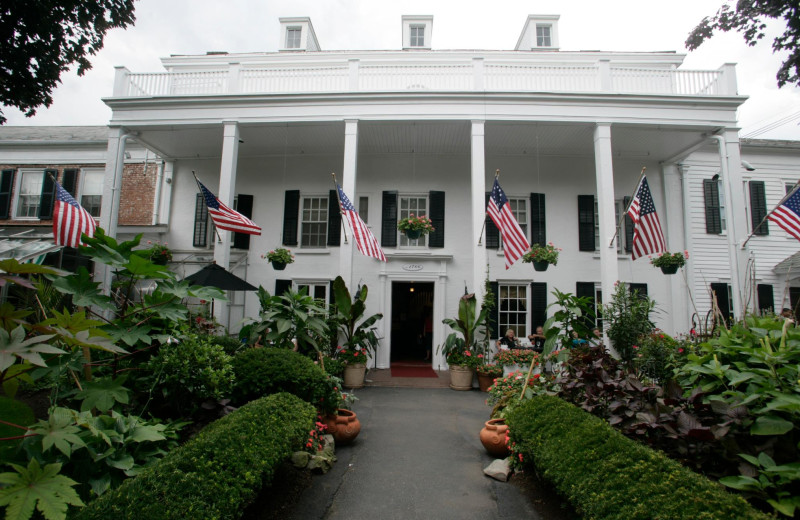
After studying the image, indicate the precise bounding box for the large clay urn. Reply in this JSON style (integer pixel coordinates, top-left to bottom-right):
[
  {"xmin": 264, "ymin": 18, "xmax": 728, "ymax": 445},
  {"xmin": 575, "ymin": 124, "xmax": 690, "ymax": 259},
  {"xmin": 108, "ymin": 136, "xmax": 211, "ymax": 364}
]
[
  {"xmin": 323, "ymin": 409, "xmax": 361, "ymax": 445},
  {"xmin": 479, "ymin": 418, "xmax": 509, "ymax": 457},
  {"xmin": 343, "ymin": 363, "xmax": 366, "ymax": 389},
  {"xmin": 449, "ymin": 365, "xmax": 474, "ymax": 391}
]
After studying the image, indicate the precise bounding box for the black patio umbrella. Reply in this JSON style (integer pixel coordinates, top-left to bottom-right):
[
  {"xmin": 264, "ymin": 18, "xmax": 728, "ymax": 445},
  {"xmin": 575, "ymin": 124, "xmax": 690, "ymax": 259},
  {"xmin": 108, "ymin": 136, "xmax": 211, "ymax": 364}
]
[{"xmin": 183, "ymin": 263, "xmax": 257, "ymax": 316}]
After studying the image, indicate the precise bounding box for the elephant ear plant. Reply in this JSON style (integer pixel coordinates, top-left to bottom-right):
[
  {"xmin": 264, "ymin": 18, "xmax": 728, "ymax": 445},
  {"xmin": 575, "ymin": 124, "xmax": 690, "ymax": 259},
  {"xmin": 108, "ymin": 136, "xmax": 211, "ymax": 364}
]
[
  {"xmin": 439, "ymin": 293, "xmax": 489, "ymax": 361},
  {"xmin": 332, "ymin": 276, "xmax": 382, "ymax": 358}
]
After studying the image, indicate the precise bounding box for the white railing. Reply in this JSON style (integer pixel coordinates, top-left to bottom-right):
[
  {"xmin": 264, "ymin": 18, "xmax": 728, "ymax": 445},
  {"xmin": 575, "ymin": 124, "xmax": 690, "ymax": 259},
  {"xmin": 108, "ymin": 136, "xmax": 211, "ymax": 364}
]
[{"xmin": 114, "ymin": 58, "xmax": 732, "ymax": 98}]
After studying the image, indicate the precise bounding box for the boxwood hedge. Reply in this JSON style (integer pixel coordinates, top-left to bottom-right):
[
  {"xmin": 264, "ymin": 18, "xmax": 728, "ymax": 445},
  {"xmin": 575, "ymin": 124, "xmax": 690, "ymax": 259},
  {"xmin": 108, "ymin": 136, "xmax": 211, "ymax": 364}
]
[
  {"xmin": 506, "ymin": 395, "xmax": 771, "ymax": 520},
  {"xmin": 72, "ymin": 392, "xmax": 315, "ymax": 520}
]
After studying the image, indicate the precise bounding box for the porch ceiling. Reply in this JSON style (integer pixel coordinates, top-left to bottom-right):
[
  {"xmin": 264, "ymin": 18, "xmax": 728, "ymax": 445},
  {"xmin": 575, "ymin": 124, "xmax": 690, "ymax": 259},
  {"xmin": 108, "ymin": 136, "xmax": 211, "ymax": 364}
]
[{"xmin": 131, "ymin": 120, "xmax": 718, "ymax": 164}]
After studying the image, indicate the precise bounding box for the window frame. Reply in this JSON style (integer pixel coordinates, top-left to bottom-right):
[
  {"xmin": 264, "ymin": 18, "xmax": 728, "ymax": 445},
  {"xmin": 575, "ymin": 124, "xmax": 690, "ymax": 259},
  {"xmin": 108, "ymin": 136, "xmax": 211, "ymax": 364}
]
[
  {"xmin": 79, "ymin": 168, "xmax": 104, "ymax": 218},
  {"xmin": 498, "ymin": 283, "xmax": 529, "ymax": 339},
  {"xmin": 409, "ymin": 25, "xmax": 425, "ymax": 47},
  {"xmin": 295, "ymin": 280, "xmax": 329, "ymax": 307},
  {"xmin": 593, "ymin": 197, "xmax": 624, "ymax": 253},
  {"xmin": 285, "ymin": 27, "xmax": 302, "ymax": 49},
  {"xmin": 358, "ymin": 196, "xmax": 369, "ymax": 224},
  {"xmin": 398, "ymin": 194, "xmax": 429, "ymax": 247},
  {"xmin": 300, "ymin": 195, "xmax": 329, "ymax": 248},
  {"xmin": 536, "ymin": 24, "xmax": 552, "ymax": 47},
  {"xmin": 499, "ymin": 197, "xmax": 528, "ymax": 251},
  {"xmin": 14, "ymin": 168, "xmax": 44, "ymax": 219}
]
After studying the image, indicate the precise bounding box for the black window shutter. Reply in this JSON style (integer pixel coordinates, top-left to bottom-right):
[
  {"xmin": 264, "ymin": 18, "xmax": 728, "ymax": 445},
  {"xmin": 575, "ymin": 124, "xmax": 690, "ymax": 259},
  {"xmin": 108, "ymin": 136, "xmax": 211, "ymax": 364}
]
[
  {"xmin": 193, "ymin": 193, "xmax": 209, "ymax": 247},
  {"xmin": 485, "ymin": 192, "xmax": 499, "ymax": 249},
  {"xmin": 329, "ymin": 280, "xmax": 336, "ymax": 305},
  {"xmin": 629, "ymin": 283, "xmax": 648, "ymax": 299},
  {"xmin": 381, "ymin": 191, "xmax": 398, "ymax": 248},
  {"xmin": 428, "ymin": 190, "xmax": 445, "ymax": 248},
  {"xmin": 576, "ymin": 281, "xmax": 596, "ymax": 330},
  {"xmin": 710, "ymin": 282, "xmax": 731, "ymax": 325},
  {"xmin": 749, "ymin": 181, "xmax": 769, "ymax": 235},
  {"xmin": 530, "ymin": 193, "xmax": 546, "ymax": 247},
  {"xmin": 62, "ymin": 169, "xmax": 78, "ymax": 197},
  {"xmin": 0, "ymin": 170, "xmax": 14, "ymax": 219},
  {"xmin": 791, "ymin": 287, "xmax": 800, "ymax": 317},
  {"xmin": 275, "ymin": 279, "xmax": 292, "ymax": 296},
  {"xmin": 703, "ymin": 179, "xmax": 722, "ymax": 234},
  {"xmin": 530, "ymin": 282, "xmax": 547, "ymax": 330},
  {"xmin": 38, "ymin": 169, "xmax": 57, "ymax": 219},
  {"xmin": 489, "ymin": 281, "xmax": 499, "ymax": 340},
  {"xmin": 283, "ymin": 190, "xmax": 300, "ymax": 246},
  {"xmin": 327, "ymin": 190, "xmax": 341, "ymax": 247},
  {"xmin": 757, "ymin": 284, "xmax": 774, "ymax": 314},
  {"xmin": 577, "ymin": 195, "xmax": 595, "ymax": 251},
  {"xmin": 623, "ymin": 195, "xmax": 634, "ymax": 253},
  {"xmin": 232, "ymin": 194, "xmax": 254, "ymax": 250}
]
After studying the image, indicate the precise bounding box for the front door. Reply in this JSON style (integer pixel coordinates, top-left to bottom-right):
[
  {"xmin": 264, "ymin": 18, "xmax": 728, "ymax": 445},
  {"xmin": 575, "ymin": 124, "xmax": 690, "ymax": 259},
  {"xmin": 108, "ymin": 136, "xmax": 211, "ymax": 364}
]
[{"xmin": 390, "ymin": 281, "xmax": 434, "ymax": 362}]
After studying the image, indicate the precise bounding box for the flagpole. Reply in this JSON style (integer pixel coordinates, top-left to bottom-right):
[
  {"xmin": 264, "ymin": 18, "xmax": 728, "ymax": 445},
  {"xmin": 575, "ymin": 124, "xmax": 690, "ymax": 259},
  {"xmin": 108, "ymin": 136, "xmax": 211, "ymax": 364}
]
[
  {"xmin": 609, "ymin": 167, "xmax": 646, "ymax": 248},
  {"xmin": 742, "ymin": 180, "xmax": 800, "ymax": 248},
  {"xmin": 192, "ymin": 171, "xmax": 223, "ymax": 243},
  {"xmin": 330, "ymin": 172, "xmax": 349, "ymax": 244}
]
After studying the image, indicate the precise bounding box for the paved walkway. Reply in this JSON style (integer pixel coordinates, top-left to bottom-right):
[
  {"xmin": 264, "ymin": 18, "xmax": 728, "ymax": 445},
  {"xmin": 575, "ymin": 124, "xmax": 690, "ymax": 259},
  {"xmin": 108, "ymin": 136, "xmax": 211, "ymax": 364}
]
[{"xmin": 287, "ymin": 386, "xmax": 550, "ymax": 520}]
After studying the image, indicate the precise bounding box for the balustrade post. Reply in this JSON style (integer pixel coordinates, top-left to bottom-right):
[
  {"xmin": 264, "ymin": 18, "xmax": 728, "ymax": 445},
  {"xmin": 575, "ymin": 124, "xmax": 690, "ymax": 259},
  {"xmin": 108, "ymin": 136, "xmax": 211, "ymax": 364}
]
[
  {"xmin": 228, "ymin": 62, "xmax": 242, "ymax": 93},
  {"xmin": 113, "ymin": 66, "xmax": 130, "ymax": 97},
  {"xmin": 598, "ymin": 59, "xmax": 612, "ymax": 92},
  {"xmin": 349, "ymin": 59, "xmax": 360, "ymax": 91},
  {"xmin": 473, "ymin": 57, "xmax": 484, "ymax": 90},
  {"xmin": 718, "ymin": 63, "xmax": 738, "ymax": 96}
]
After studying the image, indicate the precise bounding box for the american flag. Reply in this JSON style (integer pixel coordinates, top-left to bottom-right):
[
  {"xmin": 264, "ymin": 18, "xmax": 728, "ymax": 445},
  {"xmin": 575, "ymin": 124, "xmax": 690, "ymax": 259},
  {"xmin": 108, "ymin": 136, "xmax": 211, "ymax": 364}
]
[
  {"xmin": 768, "ymin": 185, "xmax": 800, "ymax": 241},
  {"xmin": 627, "ymin": 176, "xmax": 666, "ymax": 259},
  {"xmin": 53, "ymin": 181, "xmax": 96, "ymax": 248},
  {"xmin": 337, "ymin": 184, "xmax": 386, "ymax": 262},
  {"xmin": 487, "ymin": 178, "xmax": 530, "ymax": 269},
  {"xmin": 196, "ymin": 179, "xmax": 261, "ymax": 235}
]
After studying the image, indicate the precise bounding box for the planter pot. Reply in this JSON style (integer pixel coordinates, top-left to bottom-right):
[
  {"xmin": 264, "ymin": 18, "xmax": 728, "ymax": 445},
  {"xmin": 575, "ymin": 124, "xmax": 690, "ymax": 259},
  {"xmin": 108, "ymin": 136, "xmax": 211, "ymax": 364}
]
[
  {"xmin": 660, "ymin": 264, "xmax": 679, "ymax": 275},
  {"xmin": 532, "ymin": 261, "xmax": 550, "ymax": 272},
  {"xmin": 403, "ymin": 229, "xmax": 423, "ymax": 240},
  {"xmin": 343, "ymin": 363, "xmax": 366, "ymax": 389},
  {"xmin": 480, "ymin": 418, "xmax": 510, "ymax": 458},
  {"xmin": 449, "ymin": 365, "xmax": 474, "ymax": 391},
  {"xmin": 271, "ymin": 261, "xmax": 287, "ymax": 271},
  {"xmin": 323, "ymin": 409, "xmax": 361, "ymax": 445},
  {"xmin": 477, "ymin": 373, "xmax": 496, "ymax": 392},
  {"xmin": 152, "ymin": 256, "xmax": 169, "ymax": 265}
]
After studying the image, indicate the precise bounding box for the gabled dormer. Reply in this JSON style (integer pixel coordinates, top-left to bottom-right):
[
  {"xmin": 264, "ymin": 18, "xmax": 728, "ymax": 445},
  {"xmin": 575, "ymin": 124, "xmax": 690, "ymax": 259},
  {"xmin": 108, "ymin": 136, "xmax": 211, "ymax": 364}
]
[
  {"xmin": 279, "ymin": 17, "xmax": 320, "ymax": 52},
  {"xmin": 402, "ymin": 15, "xmax": 433, "ymax": 50},
  {"xmin": 515, "ymin": 15, "xmax": 560, "ymax": 51}
]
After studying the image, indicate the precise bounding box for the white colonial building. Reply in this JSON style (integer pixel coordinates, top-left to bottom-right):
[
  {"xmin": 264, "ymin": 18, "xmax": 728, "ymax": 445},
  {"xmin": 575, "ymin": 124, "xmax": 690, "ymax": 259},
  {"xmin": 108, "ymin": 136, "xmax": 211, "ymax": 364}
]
[{"xmin": 90, "ymin": 14, "xmax": 800, "ymax": 368}]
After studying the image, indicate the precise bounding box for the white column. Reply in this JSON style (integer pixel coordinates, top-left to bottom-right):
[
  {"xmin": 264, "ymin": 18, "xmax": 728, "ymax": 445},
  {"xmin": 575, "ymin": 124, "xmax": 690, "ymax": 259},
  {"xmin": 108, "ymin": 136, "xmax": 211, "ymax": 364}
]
[
  {"xmin": 97, "ymin": 127, "xmax": 127, "ymax": 295},
  {"xmin": 213, "ymin": 121, "xmax": 240, "ymax": 271},
  {"xmin": 157, "ymin": 160, "xmax": 174, "ymax": 226},
  {"xmin": 339, "ymin": 119, "xmax": 359, "ymax": 289},
  {"xmin": 471, "ymin": 120, "xmax": 487, "ymax": 305},
  {"xmin": 662, "ymin": 163, "xmax": 690, "ymax": 334},
  {"xmin": 593, "ymin": 124, "xmax": 619, "ymax": 315}
]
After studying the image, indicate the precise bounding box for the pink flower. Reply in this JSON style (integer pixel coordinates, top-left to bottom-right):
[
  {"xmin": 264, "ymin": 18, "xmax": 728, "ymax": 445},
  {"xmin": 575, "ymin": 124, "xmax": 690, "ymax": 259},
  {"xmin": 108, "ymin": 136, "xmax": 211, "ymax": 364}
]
[
  {"xmin": 632, "ymin": 345, "xmax": 638, "ymax": 349},
  {"xmin": 678, "ymin": 348, "xmax": 684, "ymax": 353}
]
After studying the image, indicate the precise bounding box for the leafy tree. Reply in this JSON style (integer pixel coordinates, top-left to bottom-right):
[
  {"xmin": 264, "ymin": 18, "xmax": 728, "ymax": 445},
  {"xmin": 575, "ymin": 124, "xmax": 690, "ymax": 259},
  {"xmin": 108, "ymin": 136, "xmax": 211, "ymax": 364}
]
[
  {"xmin": 0, "ymin": 1, "xmax": 137, "ymax": 124},
  {"xmin": 686, "ymin": 1, "xmax": 800, "ymax": 88}
]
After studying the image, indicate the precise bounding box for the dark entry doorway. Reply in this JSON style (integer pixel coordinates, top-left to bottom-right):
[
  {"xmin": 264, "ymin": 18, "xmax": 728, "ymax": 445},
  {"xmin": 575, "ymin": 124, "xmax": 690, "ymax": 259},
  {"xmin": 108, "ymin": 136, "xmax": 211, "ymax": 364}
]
[{"xmin": 391, "ymin": 281, "xmax": 434, "ymax": 362}]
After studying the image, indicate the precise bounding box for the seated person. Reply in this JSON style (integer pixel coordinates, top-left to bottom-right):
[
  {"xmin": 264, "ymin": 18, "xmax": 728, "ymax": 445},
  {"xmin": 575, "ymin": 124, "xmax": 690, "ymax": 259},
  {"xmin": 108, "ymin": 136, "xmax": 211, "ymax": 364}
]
[
  {"xmin": 496, "ymin": 328, "xmax": 519, "ymax": 349},
  {"xmin": 527, "ymin": 326, "xmax": 545, "ymax": 353},
  {"xmin": 571, "ymin": 330, "xmax": 588, "ymax": 347}
]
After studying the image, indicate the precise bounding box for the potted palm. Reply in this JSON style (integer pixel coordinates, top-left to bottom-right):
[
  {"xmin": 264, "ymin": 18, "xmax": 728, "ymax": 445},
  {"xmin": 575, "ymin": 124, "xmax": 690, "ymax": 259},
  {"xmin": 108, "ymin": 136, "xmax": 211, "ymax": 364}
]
[
  {"xmin": 522, "ymin": 242, "xmax": 560, "ymax": 271},
  {"xmin": 397, "ymin": 213, "xmax": 435, "ymax": 240},
  {"xmin": 332, "ymin": 276, "xmax": 383, "ymax": 389},
  {"xmin": 262, "ymin": 248, "xmax": 294, "ymax": 270},
  {"xmin": 439, "ymin": 293, "xmax": 488, "ymax": 390},
  {"xmin": 650, "ymin": 250, "xmax": 688, "ymax": 275}
]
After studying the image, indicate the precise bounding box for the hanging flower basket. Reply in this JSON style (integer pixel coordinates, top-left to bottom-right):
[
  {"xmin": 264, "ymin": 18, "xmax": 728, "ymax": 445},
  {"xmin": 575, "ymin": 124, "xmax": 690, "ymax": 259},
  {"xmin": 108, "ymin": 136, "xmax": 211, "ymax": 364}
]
[
  {"xmin": 404, "ymin": 229, "xmax": 422, "ymax": 240},
  {"xmin": 650, "ymin": 251, "xmax": 687, "ymax": 275},
  {"xmin": 262, "ymin": 248, "xmax": 294, "ymax": 270},
  {"xmin": 532, "ymin": 261, "xmax": 549, "ymax": 272},
  {"xmin": 397, "ymin": 214, "xmax": 435, "ymax": 240},
  {"xmin": 522, "ymin": 243, "xmax": 560, "ymax": 269},
  {"xmin": 272, "ymin": 261, "xmax": 287, "ymax": 271},
  {"xmin": 660, "ymin": 264, "xmax": 679, "ymax": 275}
]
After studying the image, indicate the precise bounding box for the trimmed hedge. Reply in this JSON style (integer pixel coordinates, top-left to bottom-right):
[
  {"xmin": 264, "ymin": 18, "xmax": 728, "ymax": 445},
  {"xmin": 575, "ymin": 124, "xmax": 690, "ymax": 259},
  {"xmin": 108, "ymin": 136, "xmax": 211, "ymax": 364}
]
[
  {"xmin": 72, "ymin": 392, "xmax": 315, "ymax": 520},
  {"xmin": 506, "ymin": 396, "xmax": 771, "ymax": 520},
  {"xmin": 231, "ymin": 347, "xmax": 329, "ymax": 407}
]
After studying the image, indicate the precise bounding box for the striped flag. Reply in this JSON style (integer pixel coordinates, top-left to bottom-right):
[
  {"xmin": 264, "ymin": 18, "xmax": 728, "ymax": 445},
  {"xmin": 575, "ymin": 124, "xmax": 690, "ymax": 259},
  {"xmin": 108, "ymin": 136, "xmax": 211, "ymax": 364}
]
[
  {"xmin": 487, "ymin": 178, "xmax": 530, "ymax": 269},
  {"xmin": 627, "ymin": 176, "xmax": 666, "ymax": 260},
  {"xmin": 196, "ymin": 179, "xmax": 261, "ymax": 235},
  {"xmin": 337, "ymin": 184, "xmax": 386, "ymax": 262},
  {"xmin": 768, "ymin": 185, "xmax": 800, "ymax": 241},
  {"xmin": 53, "ymin": 181, "xmax": 96, "ymax": 248}
]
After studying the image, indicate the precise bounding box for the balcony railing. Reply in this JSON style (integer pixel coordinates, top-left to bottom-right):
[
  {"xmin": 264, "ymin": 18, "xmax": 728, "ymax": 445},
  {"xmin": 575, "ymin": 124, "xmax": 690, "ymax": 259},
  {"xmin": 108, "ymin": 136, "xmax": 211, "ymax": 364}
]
[{"xmin": 113, "ymin": 56, "xmax": 736, "ymax": 98}]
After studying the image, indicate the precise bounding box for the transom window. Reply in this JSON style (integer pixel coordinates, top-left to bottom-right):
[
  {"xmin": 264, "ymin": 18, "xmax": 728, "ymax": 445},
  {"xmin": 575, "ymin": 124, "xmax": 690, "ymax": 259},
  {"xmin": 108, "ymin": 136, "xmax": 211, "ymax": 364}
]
[
  {"xmin": 301, "ymin": 196, "xmax": 328, "ymax": 247},
  {"xmin": 536, "ymin": 25, "xmax": 552, "ymax": 47},
  {"xmin": 80, "ymin": 169, "xmax": 104, "ymax": 218},
  {"xmin": 499, "ymin": 284, "xmax": 528, "ymax": 339},
  {"xmin": 16, "ymin": 169, "xmax": 43, "ymax": 218},
  {"xmin": 286, "ymin": 27, "xmax": 301, "ymax": 49},
  {"xmin": 410, "ymin": 25, "xmax": 425, "ymax": 47},
  {"xmin": 399, "ymin": 195, "xmax": 428, "ymax": 247}
]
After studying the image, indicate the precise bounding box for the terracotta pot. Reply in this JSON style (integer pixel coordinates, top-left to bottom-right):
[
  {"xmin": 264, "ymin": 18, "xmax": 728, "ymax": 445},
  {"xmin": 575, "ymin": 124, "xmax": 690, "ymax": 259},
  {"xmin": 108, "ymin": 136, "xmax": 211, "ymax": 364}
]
[
  {"xmin": 477, "ymin": 373, "xmax": 496, "ymax": 392},
  {"xmin": 532, "ymin": 261, "xmax": 549, "ymax": 271},
  {"xmin": 480, "ymin": 418, "xmax": 510, "ymax": 458},
  {"xmin": 343, "ymin": 363, "xmax": 366, "ymax": 389},
  {"xmin": 660, "ymin": 264, "xmax": 679, "ymax": 275},
  {"xmin": 272, "ymin": 261, "xmax": 287, "ymax": 270},
  {"xmin": 323, "ymin": 409, "xmax": 361, "ymax": 445},
  {"xmin": 449, "ymin": 365, "xmax": 474, "ymax": 391}
]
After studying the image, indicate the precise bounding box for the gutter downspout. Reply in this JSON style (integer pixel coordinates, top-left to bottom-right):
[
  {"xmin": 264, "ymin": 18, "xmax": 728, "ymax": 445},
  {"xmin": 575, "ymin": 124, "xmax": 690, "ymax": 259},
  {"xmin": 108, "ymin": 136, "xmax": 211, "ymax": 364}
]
[
  {"xmin": 108, "ymin": 132, "xmax": 137, "ymax": 237},
  {"xmin": 678, "ymin": 164, "xmax": 697, "ymax": 329},
  {"xmin": 152, "ymin": 160, "xmax": 164, "ymax": 225}
]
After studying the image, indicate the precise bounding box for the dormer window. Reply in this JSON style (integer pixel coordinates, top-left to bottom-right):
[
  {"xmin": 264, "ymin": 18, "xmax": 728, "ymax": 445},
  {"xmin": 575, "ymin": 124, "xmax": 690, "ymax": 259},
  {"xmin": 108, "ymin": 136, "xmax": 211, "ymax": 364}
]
[
  {"xmin": 410, "ymin": 25, "xmax": 425, "ymax": 47},
  {"xmin": 402, "ymin": 15, "xmax": 433, "ymax": 50},
  {"xmin": 536, "ymin": 25, "xmax": 552, "ymax": 47},
  {"xmin": 286, "ymin": 27, "xmax": 302, "ymax": 49},
  {"xmin": 516, "ymin": 15, "xmax": 559, "ymax": 51}
]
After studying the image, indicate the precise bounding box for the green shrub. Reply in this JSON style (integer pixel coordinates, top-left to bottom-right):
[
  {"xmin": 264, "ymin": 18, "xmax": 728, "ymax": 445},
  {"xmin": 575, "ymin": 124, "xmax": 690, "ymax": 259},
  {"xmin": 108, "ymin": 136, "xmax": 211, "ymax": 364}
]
[
  {"xmin": 149, "ymin": 334, "xmax": 234, "ymax": 408},
  {"xmin": 231, "ymin": 347, "xmax": 329, "ymax": 408},
  {"xmin": 209, "ymin": 334, "xmax": 247, "ymax": 356},
  {"xmin": 0, "ymin": 397, "xmax": 34, "ymax": 462},
  {"xmin": 72, "ymin": 392, "xmax": 315, "ymax": 520},
  {"xmin": 506, "ymin": 396, "xmax": 771, "ymax": 520}
]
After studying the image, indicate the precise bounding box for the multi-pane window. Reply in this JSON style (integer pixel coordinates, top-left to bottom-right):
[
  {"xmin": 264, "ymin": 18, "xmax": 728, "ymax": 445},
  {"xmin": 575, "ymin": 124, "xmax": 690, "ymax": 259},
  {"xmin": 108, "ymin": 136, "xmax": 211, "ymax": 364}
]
[
  {"xmin": 536, "ymin": 25, "xmax": 552, "ymax": 47},
  {"xmin": 80, "ymin": 169, "xmax": 104, "ymax": 218},
  {"xmin": 16, "ymin": 170, "xmax": 42, "ymax": 217},
  {"xmin": 296, "ymin": 282, "xmax": 327, "ymax": 305},
  {"xmin": 499, "ymin": 284, "xmax": 528, "ymax": 339},
  {"xmin": 718, "ymin": 179, "xmax": 727, "ymax": 232},
  {"xmin": 286, "ymin": 28, "xmax": 301, "ymax": 48},
  {"xmin": 500, "ymin": 198, "xmax": 527, "ymax": 248},
  {"xmin": 359, "ymin": 196, "xmax": 369, "ymax": 224},
  {"xmin": 399, "ymin": 195, "xmax": 428, "ymax": 247},
  {"xmin": 594, "ymin": 199, "xmax": 623, "ymax": 252},
  {"xmin": 410, "ymin": 25, "xmax": 425, "ymax": 47},
  {"xmin": 301, "ymin": 196, "xmax": 328, "ymax": 247}
]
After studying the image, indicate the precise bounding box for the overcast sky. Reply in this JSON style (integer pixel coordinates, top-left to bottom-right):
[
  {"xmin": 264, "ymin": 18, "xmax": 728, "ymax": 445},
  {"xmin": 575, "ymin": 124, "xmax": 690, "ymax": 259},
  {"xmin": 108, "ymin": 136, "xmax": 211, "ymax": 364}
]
[{"xmin": 5, "ymin": 0, "xmax": 800, "ymax": 139}]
